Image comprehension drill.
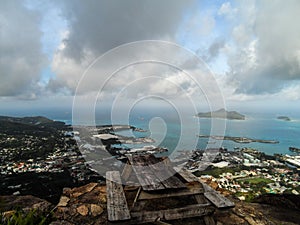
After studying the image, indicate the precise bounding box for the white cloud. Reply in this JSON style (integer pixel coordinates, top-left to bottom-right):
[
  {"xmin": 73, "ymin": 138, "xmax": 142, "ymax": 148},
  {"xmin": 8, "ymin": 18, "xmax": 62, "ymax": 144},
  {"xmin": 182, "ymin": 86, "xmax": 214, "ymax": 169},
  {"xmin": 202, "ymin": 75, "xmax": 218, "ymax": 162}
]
[
  {"xmin": 224, "ymin": 0, "xmax": 300, "ymax": 95},
  {"xmin": 218, "ymin": 2, "xmax": 237, "ymax": 18},
  {"xmin": 0, "ymin": 1, "xmax": 47, "ymax": 97},
  {"xmin": 277, "ymin": 83, "xmax": 300, "ymax": 101}
]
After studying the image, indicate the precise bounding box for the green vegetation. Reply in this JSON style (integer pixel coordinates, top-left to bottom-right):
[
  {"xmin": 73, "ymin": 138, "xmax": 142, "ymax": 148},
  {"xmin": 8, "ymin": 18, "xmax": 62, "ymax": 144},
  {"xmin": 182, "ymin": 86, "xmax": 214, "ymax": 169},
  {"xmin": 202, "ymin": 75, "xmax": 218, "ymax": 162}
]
[
  {"xmin": 239, "ymin": 177, "xmax": 273, "ymax": 185},
  {"xmin": 235, "ymin": 191, "xmax": 259, "ymax": 202},
  {"xmin": 0, "ymin": 209, "xmax": 52, "ymax": 225},
  {"xmin": 235, "ymin": 177, "xmax": 274, "ymax": 202},
  {"xmin": 196, "ymin": 108, "xmax": 245, "ymax": 120},
  {"xmin": 0, "ymin": 116, "xmax": 70, "ymax": 161}
]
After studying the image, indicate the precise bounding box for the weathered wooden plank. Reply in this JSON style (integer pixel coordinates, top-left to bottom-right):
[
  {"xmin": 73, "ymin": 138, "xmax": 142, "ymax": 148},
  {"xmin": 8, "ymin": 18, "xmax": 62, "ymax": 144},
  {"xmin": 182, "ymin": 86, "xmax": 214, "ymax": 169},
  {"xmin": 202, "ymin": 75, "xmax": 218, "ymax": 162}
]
[
  {"xmin": 175, "ymin": 168, "xmax": 200, "ymax": 183},
  {"xmin": 130, "ymin": 154, "xmax": 185, "ymax": 190},
  {"xmin": 131, "ymin": 187, "xmax": 142, "ymax": 209},
  {"xmin": 204, "ymin": 216, "xmax": 216, "ymax": 225},
  {"xmin": 149, "ymin": 164, "xmax": 186, "ymax": 189},
  {"xmin": 130, "ymin": 203, "xmax": 215, "ymax": 223},
  {"xmin": 199, "ymin": 181, "xmax": 234, "ymax": 209},
  {"xmin": 128, "ymin": 155, "xmax": 165, "ymax": 191},
  {"xmin": 204, "ymin": 192, "xmax": 235, "ymax": 209},
  {"xmin": 147, "ymin": 156, "xmax": 186, "ymax": 189},
  {"xmin": 200, "ymin": 182, "xmax": 216, "ymax": 193},
  {"xmin": 106, "ymin": 171, "xmax": 131, "ymax": 221},
  {"xmin": 194, "ymin": 194, "xmax": 209, "ymax": 204},
  {"xmin": 153, "ymin": 220, "xmax": 172, "ymax": 225},
  {"xmin": 133, "ymin": 166, "xmax": 165, "ymax": 190},
  {"xmin": 121, "ymin": 162, "xmax": 132, "ymax": 181},
  {"xmin": 139, "ymin": 186, "xmax": 204, "ymax": 200}
]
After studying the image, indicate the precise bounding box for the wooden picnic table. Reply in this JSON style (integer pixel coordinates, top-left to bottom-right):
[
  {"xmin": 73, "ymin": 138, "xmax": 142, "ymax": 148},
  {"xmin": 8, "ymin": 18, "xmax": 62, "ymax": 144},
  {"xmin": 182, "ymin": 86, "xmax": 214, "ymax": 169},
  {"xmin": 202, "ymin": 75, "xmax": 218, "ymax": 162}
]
[
  {"xmin": 106, "ymin": 154, "xmax": 234, "ymax": 224},
  {"xmin": 126, "ymin": 154, "xmax": 186, "ymax": 191}
]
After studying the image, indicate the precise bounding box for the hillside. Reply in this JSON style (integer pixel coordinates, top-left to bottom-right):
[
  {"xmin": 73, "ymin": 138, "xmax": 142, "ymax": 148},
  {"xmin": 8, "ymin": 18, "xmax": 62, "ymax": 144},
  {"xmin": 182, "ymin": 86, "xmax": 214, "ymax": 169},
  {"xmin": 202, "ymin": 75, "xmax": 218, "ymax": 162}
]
[{"xmin": 196, "ymin": 108, "xmax": 246, "ymax": 120}]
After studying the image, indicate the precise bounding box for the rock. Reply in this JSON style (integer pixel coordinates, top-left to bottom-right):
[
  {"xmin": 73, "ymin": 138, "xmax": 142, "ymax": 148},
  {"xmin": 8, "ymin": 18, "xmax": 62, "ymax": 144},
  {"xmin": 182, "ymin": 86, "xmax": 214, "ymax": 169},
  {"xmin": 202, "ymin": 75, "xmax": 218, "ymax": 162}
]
[
  {"xmin": 76, "ymin": 205, "xmax": 89, "ymax": 216},
  {"xmin": 210, "ymin": 181, "xmax": 219, "ymax": 190},
  {"xmin": 216, "ymin": 212, "xmax": 246, "ymax": 225},
  {"xmin": 94, "ymin": 185, "xmax": 106, "ymax": 194},
  {"xmin": 0, "ymin": 195, "xmax": 53, "ymax": 212},
  {"xmin": 57, "ymin": 196, "xmax": 70, "ymax": 207},
  {"xmin": 233, "ymin": 208, "xmax": 245, "ymax": 218},
  {"xmin": 50, "ymin": 220, "xmax": 74, "ymax": 225},
  {"xmin": 63, "ymin": 188, "xmax": 72, "ymax": 197},
  {"xmin": 245, "ymin": 216, "xmax": 260, "ymax": 225},
  {"xmin": 99, "ymin": 194, "xmax": 107, "ymax": 204},
  {"xmin": 55, "ymin": 205, "xmax": 77, "ymax": 220},
  {"xmin": 218, "ymin": 188, "xmax": 232, "ymax": 197},
  {"xmin": 90, "ymin": 204, "xmax": 103, "ymax": 216},
  {"xmin": 71, "ymin": 183, "xmax": 98, "ymax": 198},
  {"xmin": 54, "ymin": 183, "xmax": 108, "ymax": 224},
  {"xmin": 238, "ymin": 196, "xmax": 245, "ymax": 201},
  {"xmin": 31, "ymin": 200, "xmax": 53, "ymax": 213}
]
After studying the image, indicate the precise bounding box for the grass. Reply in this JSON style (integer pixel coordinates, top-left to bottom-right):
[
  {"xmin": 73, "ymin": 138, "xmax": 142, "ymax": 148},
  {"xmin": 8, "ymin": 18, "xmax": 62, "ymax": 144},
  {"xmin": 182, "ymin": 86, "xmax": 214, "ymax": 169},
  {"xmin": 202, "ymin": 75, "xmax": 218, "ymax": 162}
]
[
  {"xmin": 240, "ymin": 177, "xmax": 273, "ymax": 185},
  {"xmin": 0, "ymin": 209, "xmax": 52, "ymax": 225},
  {"xmin": 194, "ymin": 166, "xmax": 243, "ymax": 178}
]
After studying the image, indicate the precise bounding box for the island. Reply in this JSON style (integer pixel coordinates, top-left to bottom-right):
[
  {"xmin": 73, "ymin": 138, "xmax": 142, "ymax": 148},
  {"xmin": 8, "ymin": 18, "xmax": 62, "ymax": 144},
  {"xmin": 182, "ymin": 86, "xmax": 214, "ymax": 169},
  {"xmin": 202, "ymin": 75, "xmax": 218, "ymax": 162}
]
[
  {"xmin": 277, "ymin": 116, "xmax": 291, "ymax": 121},
  {"xmin": 289, "ymin": 146, "xmax": 300, "ymax": 153},
  {"xmin": 199, "ymin": 135, "xmax": 279, "ymax": 144},
  {"xmin": 196, "ymin": 108, "xmax": 245, "ymax": 120}
]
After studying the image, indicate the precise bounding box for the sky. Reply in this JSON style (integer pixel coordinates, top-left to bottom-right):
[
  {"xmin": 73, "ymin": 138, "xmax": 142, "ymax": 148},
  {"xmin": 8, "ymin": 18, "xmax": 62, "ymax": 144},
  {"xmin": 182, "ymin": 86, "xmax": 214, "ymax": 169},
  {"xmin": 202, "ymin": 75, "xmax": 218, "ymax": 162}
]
[{"xmin": 1, "ymin": 0, "xmax": 300, "ymax": 115}]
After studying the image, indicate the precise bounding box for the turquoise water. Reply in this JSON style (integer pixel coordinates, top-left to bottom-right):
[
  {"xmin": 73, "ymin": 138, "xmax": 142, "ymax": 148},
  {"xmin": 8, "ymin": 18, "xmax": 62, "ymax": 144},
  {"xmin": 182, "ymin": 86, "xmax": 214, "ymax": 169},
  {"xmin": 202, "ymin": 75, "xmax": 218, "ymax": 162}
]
[
  {"xmin": 123, "ymin": 111, "xmax": 300, "ymax": 155},
  {"xmin": 94, "ymin": 107, "xmax": 300, "ymax": 155},
  {"xmin": 1, "ymin": 107, "xmax": 300, "ymax": 155}
]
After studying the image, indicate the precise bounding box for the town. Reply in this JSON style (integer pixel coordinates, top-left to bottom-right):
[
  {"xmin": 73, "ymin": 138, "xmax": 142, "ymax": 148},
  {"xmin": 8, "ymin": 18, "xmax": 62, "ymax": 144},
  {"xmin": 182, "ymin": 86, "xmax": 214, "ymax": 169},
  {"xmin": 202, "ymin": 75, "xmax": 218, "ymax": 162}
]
[{"xmin": 0, "ymin": 116, "xmax": 299, "ymax": 205}]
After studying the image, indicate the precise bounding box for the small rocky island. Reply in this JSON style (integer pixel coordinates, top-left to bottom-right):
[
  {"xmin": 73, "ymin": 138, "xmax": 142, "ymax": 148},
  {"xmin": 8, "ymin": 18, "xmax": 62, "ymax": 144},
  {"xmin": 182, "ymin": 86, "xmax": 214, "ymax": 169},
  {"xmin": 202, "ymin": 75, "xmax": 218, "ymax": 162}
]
[
  {"xmin": 277, "ymin": 116, "xmax": 291, "ymax": 121},
  {"xmin": 196, "ymin": 108, "xmax": 245, "ymax": 120}
]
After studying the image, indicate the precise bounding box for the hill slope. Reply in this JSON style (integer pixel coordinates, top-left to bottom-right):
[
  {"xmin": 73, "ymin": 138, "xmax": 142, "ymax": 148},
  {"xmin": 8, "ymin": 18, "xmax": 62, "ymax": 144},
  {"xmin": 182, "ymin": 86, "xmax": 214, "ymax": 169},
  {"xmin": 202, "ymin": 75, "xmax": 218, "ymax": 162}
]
[{"xmin": 196, "ymin": 108, "xmax": 245, "ymax": 120}]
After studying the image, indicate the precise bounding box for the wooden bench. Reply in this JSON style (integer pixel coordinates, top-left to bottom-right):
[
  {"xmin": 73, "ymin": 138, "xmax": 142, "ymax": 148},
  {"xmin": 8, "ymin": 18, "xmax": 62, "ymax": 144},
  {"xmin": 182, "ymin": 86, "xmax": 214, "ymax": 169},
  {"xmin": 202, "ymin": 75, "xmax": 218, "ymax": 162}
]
[
  {"xmin": 131, "ymin": 203, "xmax": 215, "ymax": 223},
  {"xmin": 176, "ymin": 168, "xmax": 234, "ymax": 209},
  {"xmin": 106, "ymin": 171, "xmax": 131, "ymax": 221},
  {"xmin": 174, "ymin": 167, "xmax": 200, "ymax": 183},
  {"xmin": 201, "ymin": 182, "xmax": 235, "ymax": 209}
]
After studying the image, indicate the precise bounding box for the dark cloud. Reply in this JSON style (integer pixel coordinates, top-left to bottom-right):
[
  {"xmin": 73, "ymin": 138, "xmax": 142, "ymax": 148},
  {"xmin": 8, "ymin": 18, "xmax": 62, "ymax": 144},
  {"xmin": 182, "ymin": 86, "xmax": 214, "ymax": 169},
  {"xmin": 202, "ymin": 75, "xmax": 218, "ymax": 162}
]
[
  {"xmin": 59, "ymin": 0, "xmax": 196, "ymax": 61},
  {"xmin": 0, "ymin": 0, "xmax": 46, "ymax": 97},
  {"xmin": 199, "ymin": 39, "xmax": 225, "ymax": 62}
]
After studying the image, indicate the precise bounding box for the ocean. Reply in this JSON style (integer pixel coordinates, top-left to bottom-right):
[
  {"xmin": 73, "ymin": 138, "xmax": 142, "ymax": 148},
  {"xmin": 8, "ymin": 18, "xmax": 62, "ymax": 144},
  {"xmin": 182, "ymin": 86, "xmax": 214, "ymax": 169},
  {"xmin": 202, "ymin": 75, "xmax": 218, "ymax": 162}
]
[{"xmin": 1, "ymin": 107, "xmax": 300, "ymax": 156}]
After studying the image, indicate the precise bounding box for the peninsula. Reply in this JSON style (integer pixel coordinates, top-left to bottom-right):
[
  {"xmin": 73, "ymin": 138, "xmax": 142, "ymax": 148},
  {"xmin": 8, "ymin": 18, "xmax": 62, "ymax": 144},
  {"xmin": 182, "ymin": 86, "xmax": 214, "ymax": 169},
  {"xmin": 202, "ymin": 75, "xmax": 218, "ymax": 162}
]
[
  {"xmin": 196, "ymin": 108, "xmax": 246, "ymax": 120},
  {"xmin": 199, "ymin": 135, "xmax": 279, "ymax": 144}
]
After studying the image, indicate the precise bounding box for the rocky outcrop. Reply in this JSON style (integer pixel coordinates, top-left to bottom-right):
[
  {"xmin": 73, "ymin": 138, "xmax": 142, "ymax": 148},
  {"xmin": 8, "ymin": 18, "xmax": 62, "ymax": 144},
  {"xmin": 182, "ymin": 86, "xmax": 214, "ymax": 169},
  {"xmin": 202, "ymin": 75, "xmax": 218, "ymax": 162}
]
[
  {"xmin": 201, "ymin": 180, "xmax": 300, "ymax": 225},
  {"xmin": 215, "ymin": 199, "xmax": 299, "ymax": 225},
  {"xmin": 0, "ymin": 195, "xmax": 54, "ymax": 224},
  {"xmin": 1, "ymin": 182, "xmax": 299, "ymax": 225},
  {"xmin": 0, "ymin": 195, "xmax": 53, "ymax": 213},
  {"xmin": 53, "ymin": 183, "xmax": 107, "ymax": 225}
]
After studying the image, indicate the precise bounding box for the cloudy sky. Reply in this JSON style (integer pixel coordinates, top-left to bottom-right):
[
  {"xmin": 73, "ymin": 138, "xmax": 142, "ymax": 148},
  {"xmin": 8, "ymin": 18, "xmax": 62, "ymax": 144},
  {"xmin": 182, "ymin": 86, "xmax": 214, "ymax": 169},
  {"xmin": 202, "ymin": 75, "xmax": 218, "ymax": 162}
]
[{"xmin": 1, "ymin": 0, "xmax": 300, "ymax": 114}]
